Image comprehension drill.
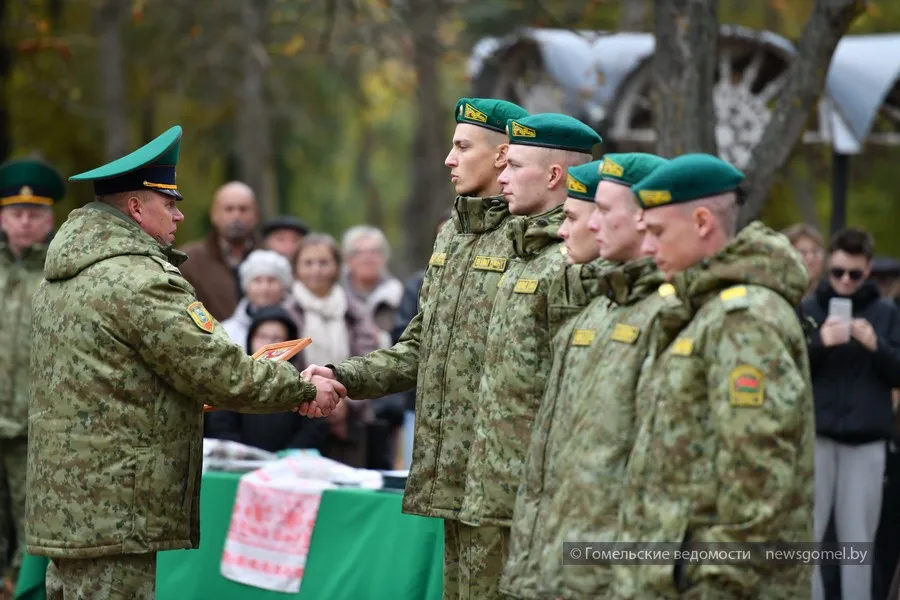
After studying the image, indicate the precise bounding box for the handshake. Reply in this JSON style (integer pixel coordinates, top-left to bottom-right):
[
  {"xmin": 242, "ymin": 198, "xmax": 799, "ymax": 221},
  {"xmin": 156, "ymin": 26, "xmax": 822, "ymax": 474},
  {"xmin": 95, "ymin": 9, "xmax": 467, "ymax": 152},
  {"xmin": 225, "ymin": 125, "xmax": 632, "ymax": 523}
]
[{"xmin": 296, "ymin": 364, "xmax": 348, "ymax": 418}]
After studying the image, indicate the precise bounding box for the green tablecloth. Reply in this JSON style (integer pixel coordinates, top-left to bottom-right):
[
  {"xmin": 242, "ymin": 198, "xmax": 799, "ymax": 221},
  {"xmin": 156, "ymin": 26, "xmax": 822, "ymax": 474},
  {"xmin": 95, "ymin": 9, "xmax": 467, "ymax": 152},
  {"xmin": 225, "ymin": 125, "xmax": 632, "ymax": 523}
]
[{"xmin": 16, "ymin": 471, "xmax": 443, "ymax": 600}]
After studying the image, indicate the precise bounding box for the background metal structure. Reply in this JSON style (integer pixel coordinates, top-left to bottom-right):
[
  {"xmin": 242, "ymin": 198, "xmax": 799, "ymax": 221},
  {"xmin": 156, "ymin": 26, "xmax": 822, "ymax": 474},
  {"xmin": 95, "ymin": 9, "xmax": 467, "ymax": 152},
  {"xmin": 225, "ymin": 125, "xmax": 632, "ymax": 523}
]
[{"xmin": 467, "ymin": 28, "xmax": 900, "ymax": 231}]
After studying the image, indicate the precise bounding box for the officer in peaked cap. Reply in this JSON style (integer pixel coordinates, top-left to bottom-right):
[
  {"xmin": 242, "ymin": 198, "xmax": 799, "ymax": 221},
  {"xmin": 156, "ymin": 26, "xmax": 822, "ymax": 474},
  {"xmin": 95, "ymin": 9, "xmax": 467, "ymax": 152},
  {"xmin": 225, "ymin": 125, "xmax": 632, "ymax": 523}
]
[
  {"xmin": 0, "ymin": 156, "xmax": 64, "ymax": 595},
  {"xmin": 25, "ymin": 127, "xmax": 344, "ymax": 599}
]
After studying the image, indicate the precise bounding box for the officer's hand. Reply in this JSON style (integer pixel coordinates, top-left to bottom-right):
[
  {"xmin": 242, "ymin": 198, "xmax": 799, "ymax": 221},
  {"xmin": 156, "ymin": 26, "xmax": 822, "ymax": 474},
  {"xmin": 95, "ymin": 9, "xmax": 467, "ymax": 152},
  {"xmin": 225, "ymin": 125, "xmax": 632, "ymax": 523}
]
[
  {"xmin": 820, "ymin": 316, "xmax": 850, "ymax": 347},
  {"xmin": 301, "ymin": 364, "xmax": 336, "ymax": 382},
  {"xmin": 296, "ymin": 375, "xmax": 347, "ymax": 418}
]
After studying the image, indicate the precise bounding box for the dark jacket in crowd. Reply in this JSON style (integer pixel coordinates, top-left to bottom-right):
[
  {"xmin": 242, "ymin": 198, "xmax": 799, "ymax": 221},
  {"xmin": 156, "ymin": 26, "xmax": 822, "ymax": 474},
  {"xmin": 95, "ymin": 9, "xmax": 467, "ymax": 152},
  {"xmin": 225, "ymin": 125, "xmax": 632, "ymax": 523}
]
[
  {"xmin": 802, "ymin": 279, "xmax": 900, "ymax": 444},
  {"xmin": 179, "ymin": 230, "xmax": 254, "ymax": 321},
  {"xmin": 204, "ymin": 306, "xmax": 312, "ymax": 452},
  {"xmin": 392, "ymin": 270, "xmax": 425, "ymax": 413}
]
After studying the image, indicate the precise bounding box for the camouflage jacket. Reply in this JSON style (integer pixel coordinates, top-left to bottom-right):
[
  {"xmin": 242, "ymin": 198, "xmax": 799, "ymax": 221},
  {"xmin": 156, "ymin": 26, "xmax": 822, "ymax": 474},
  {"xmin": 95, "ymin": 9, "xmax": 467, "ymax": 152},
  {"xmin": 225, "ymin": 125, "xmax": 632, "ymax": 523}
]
[
  {"xmin": 500, "ymin": 257, "xmax": 616, "ymax": 599},
  {"xmin": 0, "ymin": 237, "xmax": 47, "ymax": 438},
  {"xmin": 538, "ymin": 259, "xmax": 670, "ymax": 598},
  {"xmin": 458, "ymin": 205, "xmax": 570, "ymax": 527},
  {"xmin": 26, "ymin": 202, "xmax": 318, "ymax": 559},
  {"xmin": 611, "ymin": 222, "xmax": 815, "ymax": 599},
  {"xmin": 334, "ymin": 195, "xmax": 512, "ymax": 519}
]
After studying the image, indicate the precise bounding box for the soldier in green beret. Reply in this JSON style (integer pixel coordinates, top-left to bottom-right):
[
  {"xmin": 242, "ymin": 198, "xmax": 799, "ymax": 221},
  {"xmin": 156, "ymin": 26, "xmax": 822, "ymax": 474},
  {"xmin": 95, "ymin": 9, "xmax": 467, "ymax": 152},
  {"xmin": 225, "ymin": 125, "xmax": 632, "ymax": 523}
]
[
  {"xmin": 0, "ymin": 157, "xmax": 64, "ymax": 595},
  {"xmin": 501, "ymin": 152, "xmax": 672, "ymax": 599},
  {"xmin": 611, "ymin": 153, "xmax": 815, "ymax": 598},
  {"xmin": 557, "ymin": 159, "xmax": 603, "ymax": 265},
  {"xmin": 454, "ymin": 113, "xmax": 600, "ymax": 598},
  {"xmin": 302, "ymin": 97, "xmax": 529, "ymax": 599},
  {"xmin": 25, "ymin": 126, "xmax": 344, "ymax": 599}
]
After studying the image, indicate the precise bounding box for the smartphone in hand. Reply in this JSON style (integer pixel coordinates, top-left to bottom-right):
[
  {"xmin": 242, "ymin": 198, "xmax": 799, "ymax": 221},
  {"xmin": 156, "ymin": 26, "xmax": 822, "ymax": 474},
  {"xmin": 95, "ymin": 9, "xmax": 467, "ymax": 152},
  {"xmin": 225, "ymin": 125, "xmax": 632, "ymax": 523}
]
[{"xmin": 828, "ymin": 297, "xmax": 853, "ymax": 343}]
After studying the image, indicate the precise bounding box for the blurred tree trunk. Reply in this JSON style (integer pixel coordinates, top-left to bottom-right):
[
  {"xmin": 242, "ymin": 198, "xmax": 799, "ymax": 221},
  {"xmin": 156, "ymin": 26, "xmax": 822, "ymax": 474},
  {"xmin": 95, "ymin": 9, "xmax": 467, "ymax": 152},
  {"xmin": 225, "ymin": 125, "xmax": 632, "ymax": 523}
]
[
  {"xmin": 97, "ymin": 0, "xmax": 129, "ymax": 160},
  {"xmin": 739, "ymin": 0, "xmax": 866, "ymax": 227},
  {"xmin": 0, "ymin": 0, "xmax": 11, "ymax": 163},
  {"xmin": 652, "ymin": 0, "xmax": 718, "ymax": 157},
  {"xmin": 236, "ymin": 0, "xmax": 276, "ymax": 219},
  {"xmin": 619, "ymin": 0, "xmax": 650, "ymax": 31},
  {"xmin": 139, "ymin": 95, "xmax": 155, "ymax": 145},
  {"xmin": 400, "ymin": 0, "xmax": 448, "ymax": 275}
]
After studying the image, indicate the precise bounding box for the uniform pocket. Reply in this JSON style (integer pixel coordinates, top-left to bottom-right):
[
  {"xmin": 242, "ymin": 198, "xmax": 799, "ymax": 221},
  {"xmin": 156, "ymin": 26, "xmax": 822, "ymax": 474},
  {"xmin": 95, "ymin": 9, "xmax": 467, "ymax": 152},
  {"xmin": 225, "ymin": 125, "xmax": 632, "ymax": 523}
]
[{"xmin": 136, "ymin": 439, "xmax": 192, "ymax": 542}]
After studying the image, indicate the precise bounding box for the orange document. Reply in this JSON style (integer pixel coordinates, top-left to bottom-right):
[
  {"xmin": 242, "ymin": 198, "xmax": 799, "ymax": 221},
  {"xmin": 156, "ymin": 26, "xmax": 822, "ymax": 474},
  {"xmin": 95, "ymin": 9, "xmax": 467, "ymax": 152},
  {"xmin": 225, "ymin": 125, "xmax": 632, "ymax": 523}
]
[{"xmin": 203, "ymin": 338, "xmax": 312, "ymax": 413}]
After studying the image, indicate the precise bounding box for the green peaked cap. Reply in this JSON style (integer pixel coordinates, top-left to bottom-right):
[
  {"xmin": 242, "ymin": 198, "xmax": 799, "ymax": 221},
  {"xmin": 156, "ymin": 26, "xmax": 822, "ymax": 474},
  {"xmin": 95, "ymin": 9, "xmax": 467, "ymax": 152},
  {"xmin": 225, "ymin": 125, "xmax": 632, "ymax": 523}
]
[
  {"xmin": 566, "ymin": 160, "xmax": 603, "ymax": 202},
  {"xmin": 0, "ymin": 158, "xmax": 65, "ymax": 207},
  {"xmin": 455, "ymin": 98, "xmax": 529, "ymax": 133},
  {"xmin": 632, "ymin": 153, "xmax": 744, "ymax": 209},
  {"xmin": 69, "ymin": 125, "xmax": 184, "ymax": 200},
  {"xmin": 506, "ymin": 113, "xmax": 602, "ymax": 154},
  {"xmin": 598, "ymin": 152, "xmax": 669, "ymax": 188}
]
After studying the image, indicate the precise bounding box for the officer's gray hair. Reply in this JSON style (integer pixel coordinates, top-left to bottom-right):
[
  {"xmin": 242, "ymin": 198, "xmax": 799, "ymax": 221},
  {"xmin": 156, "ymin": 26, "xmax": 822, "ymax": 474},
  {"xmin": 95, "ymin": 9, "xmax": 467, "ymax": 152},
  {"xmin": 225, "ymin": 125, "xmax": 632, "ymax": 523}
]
[
  {"xmin": 342, "ymin": 225, "xmax": 391, "ymax": 262},
  {"xmin": 97, "ymin": 190, "xmax": 153, "ymax": 211}
]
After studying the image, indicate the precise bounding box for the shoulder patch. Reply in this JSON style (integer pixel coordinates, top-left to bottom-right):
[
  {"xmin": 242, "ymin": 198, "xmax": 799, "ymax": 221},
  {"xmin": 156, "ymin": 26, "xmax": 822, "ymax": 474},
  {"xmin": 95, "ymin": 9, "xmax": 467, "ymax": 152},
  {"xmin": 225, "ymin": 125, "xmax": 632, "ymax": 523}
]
[
  {"xmin": 610, "ymin": 323, "xmax": 640, "ymax": 344},
  {"xmin": 514, "ymin": 279, "xmax": 539, "ymax": 294},
  {"xmin": 720, "ymin": 285, "xmax": 750, "ymax": 312},
  {"xmin": 571, "ymin": 329, "xmax": 595, "ymax": 346},
  {"xmin": 728, "ymin": 364, "xmax": 764, "ymax": 407},
  {"xmin": 186, "ymin": 301, "xmax": 214, "ymax": 333},
  {"xmin": 658, "ymin": 283, "xmax": 676, "ymax": 298},
  {"xmin": 670, "ymin": 337, "xmax": 693, "ymax": 356},
  {"xmin": 429, "ymin": 252, "xmax": 446, "ymax": 267},
  {"xmin": 149, "ymin": 255, "xmax": 182, "ymax": 275}
]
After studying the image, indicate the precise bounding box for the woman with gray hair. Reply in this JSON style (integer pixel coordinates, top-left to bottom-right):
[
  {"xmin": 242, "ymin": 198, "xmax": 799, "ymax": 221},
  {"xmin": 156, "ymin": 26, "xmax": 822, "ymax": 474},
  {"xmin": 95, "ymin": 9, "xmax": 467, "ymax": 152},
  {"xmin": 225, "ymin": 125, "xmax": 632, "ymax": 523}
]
[
  {"xmin": 221, "ymin": 249, "xmax": 294, "ymax": 345},
  {"xmin": 286, "ymin": 233, "xmax": 384, "ymax": 467},
  {"xmin": 340, "ymin": 225, "xmax": 403, "ymax": 344}
]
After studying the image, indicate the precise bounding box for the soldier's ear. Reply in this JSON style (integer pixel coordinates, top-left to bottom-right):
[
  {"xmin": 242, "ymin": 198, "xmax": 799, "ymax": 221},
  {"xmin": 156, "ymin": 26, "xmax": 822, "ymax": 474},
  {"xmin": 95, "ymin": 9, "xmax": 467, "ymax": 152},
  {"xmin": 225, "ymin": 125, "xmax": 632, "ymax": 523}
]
[
  {"xmin": 692, "ymin": 205, "xmax": 716, "ymax": 239},
  {"xmin": 494, "ymin": 143, "xmax": 509, "ymax": 169}
]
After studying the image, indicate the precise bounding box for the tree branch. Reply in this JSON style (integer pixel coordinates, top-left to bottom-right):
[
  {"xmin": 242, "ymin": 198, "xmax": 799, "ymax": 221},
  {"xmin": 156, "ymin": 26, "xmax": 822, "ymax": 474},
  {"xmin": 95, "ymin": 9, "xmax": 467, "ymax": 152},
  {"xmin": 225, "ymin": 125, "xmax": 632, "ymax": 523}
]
[{"xmin": 738, "ymin": 0, "xmax": 867, "ymax": 227}]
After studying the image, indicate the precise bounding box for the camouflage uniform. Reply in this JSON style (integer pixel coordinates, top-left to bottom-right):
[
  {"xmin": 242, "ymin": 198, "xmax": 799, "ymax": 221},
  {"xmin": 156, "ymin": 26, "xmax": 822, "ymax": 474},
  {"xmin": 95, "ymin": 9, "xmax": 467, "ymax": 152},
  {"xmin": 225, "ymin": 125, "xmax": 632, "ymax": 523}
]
[
  {"xmin": 498, "ymin": 257, "xmax": 613, "ymax": 599},
  {"xmin": 538, "ymin": 258, "xmax": 670, "ymax": 599},
  {"xmin": 447, "ymin": 205, "xmax": 567, "ymax": 597},
  {"xmin": 0, "ymin": 234, "xmax": 45, "ymax": 585},
  {"xmin": 611, "ymin": 222, "xmax": 815, "ymax": 599},
  {"xmin": 331, "ymin": 195, "xmax": 512, "ymax": 599},
  {"xmin": 26, "ymin": 203, "xmax": 319, "ymax": 594}
]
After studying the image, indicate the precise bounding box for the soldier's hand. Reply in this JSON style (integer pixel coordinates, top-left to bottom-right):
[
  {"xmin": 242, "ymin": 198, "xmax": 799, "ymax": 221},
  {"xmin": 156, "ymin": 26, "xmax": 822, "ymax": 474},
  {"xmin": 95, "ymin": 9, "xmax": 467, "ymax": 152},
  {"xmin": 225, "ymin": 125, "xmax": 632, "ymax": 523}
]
[
  {"xmin": 301, "ymin": 364, "xmax": 336, "ymax": 382},
  {"xmin": 820, "ymin": 316, "xmax": 850, "ymax": 347},
  {"xmin": 296, "ymin": 375, "xmax": 347, "ymax": 418}
]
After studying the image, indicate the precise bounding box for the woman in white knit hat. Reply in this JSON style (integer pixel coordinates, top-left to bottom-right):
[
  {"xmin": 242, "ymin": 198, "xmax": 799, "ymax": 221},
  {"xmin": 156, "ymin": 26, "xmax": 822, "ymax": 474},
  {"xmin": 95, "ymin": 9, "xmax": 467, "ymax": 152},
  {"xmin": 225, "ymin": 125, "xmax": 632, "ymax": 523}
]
[{"xmin": 221, "ymin": 249, "xmax": 294, "ymax": 345}]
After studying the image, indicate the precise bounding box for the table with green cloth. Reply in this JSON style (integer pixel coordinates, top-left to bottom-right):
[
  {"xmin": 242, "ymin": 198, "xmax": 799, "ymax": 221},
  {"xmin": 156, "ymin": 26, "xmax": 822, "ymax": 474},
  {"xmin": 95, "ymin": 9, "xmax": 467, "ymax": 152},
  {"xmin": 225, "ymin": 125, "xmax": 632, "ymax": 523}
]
[{"xmin": 16, "ymin": 471, "xmax": 444, "ymax": 600}]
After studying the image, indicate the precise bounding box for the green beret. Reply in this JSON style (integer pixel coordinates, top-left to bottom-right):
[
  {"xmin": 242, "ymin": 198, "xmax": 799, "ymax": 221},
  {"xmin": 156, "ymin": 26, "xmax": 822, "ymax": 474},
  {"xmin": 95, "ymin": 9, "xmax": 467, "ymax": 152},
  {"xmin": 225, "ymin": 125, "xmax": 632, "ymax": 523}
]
[
  {"xmin": 631, "ymin": 153, "xmax": 744, "ymax": 209},
  {"xmin": 454, "ymin": 98, "xmax": 529, "ymax": 134},
  {"xmin": 597, "ymin": 153, "xmax": 669, "ymax": 188},
  {"xmin": 70, "ymin": 125, "xmax": 184, "ymax": 200},
  {"xmin": 0, "ymin": 158, "xmax": 65, "ymax": 208},
  {"xmin": 506, "ymin": 113, "xmax": 602, "ymax": 154},
  {"xmin": 566, "ymin": 160, "xmax": 603, "ymax": 202}
]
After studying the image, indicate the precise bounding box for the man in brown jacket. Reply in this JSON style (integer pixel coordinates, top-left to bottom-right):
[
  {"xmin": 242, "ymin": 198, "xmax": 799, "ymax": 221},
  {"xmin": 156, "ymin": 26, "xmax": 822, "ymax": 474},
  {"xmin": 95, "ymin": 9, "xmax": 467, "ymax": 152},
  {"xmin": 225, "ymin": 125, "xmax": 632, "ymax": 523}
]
[{"xmin": 178, "ymin": 181, "xmax": 259, "ymax": 320}]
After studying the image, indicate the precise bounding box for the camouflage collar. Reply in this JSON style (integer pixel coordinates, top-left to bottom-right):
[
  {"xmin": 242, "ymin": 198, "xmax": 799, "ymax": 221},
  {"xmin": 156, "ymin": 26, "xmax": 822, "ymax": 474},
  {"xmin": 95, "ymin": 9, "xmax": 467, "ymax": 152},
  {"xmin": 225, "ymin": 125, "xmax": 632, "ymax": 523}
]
[
  {"xmin": 507, "ymin": 204, "xmax": 564, "ymax": 258},
  {"xmin": 0, "ymin": 239, "xmax": 47, "ymax": 267},
  {"xmin": 599, "ymin": 257, "xmax": 664, "ymax": 305},
  {"xmin": 85, "ymin": 201, "xmax": 186, "ymax": 267},
  {"xmin": 452, "ymin": 195, "xmax": 509, "ymax": 234},
  {"xmin": 669, "ymin": 221, "xmax": 798, "ymax": 313}
]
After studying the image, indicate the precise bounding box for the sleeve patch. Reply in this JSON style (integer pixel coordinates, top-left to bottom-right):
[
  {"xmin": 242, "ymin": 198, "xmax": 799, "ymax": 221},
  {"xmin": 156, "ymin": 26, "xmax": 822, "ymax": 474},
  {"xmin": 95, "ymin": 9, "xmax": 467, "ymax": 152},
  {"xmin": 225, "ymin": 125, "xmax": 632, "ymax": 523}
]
[
  {"xmin": 720, "ymin": 285, "xmax": 750, "ymax": 312},
  {"xmin": 186, "ymin": 301, "xmax": 215, "ymax": 333},
  {"xmin": 671, "ymin": 337, "xmax": 693, "ymax": 356},
  {"xmin": 729, "ymin": 364, "xmax": 764, "ymax": 407}
]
